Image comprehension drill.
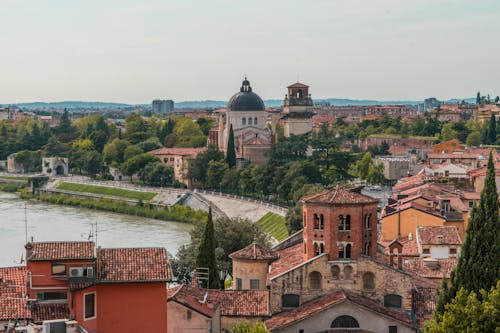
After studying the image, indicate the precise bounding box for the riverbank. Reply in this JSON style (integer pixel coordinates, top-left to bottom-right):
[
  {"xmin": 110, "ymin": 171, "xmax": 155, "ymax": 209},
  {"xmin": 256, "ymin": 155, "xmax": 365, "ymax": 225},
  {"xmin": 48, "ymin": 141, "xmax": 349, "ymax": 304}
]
[{"xmin": 19, "ymin": 191, "xmax": 207, "ymax": 223}]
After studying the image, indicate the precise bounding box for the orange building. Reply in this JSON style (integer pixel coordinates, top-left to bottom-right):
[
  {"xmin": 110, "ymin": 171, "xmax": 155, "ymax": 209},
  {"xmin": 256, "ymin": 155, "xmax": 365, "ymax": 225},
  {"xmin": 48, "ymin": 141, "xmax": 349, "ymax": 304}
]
[{"xmin": 23, "ymin": 241, "xmax": 170, "ymax": 332}]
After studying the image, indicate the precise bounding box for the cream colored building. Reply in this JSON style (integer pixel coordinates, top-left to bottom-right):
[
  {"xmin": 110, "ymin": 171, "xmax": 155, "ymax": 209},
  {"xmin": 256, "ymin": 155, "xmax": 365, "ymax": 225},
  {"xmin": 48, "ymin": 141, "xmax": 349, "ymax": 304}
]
[{"xmin": 149, "ymin": 147, "xmax": 206, "ymax": 187}]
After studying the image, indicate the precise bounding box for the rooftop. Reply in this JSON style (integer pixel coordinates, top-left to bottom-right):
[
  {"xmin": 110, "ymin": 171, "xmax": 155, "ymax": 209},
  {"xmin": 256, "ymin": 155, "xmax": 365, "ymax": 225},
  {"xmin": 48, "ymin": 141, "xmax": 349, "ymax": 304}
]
[
  {"xmin": 403, "ymin": 258, "xmax": 457, "ymax": 279},
  {"xmin": 229, "ymin": 242, "xmax": 279, "ymax": 262},
  {"xmin": 417, "ymin": 226, "xmax": 462, "ymax": 245},
  {"xmin": 26, "ymin": 241, "xmax": 95, "ymax": 261},
  {"xmin": 96, "ymin": 247, "xmax": 171, "ymax": 283},
  {"xmin": 0, "ymin": 266, "xmax": 29, "ymax": 321},
  {"xmin": 302, "ymin": 187, "xmax": 378, "ymax": 205}
]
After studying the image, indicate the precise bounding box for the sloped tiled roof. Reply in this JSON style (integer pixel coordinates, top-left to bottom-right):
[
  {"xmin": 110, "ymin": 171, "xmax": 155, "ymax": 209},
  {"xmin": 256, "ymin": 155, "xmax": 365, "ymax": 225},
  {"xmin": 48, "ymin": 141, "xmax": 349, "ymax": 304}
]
[
  {"xmin": 265, "ymin": 290, "xmax": 414, "ymax": 331},
  {"xmin": 31, "ymin": 303, "xmax": 70, "ymax": 323},
  {"xmin": 287, "ymin": 82, "xmax": 309, "ymax": 88},
  {"xmin": 27, "ymin": 241, "xmax": 95, "ymax": 261},
  {"xmin": 403, "ymin": 258, "xmax": 457, "ymax": 279},
  {"xmin": 219, "ymin": 290, "xmax": 270, "ymax": 317},
  {"xmin": 0, "ymin": 266, "xmax": 29, "ymax": 320},
  {"xmin": 230, "ymin": 242, "xmax": 279, "ymax": 261},
  {"xmin": 417, "ymin": 226, "xmax": 462, "ymax": 245},
  {"xmin": 302, "ymin": 187, "xmax": 378, "ymax": 205},
  {"xmin": 268, "ymin": 243, "xmax": 304, "ymax": 282},
  {"xmin": 168, "ymin": 285, "xmax": 218, "ymax": 318},
  {"xmin": 379, "ymin": 236, "xmax": 420, "ymax": 257},
  {"xmin": 96, "ymin": 247, "xmax": 171, "ymax": 283}
]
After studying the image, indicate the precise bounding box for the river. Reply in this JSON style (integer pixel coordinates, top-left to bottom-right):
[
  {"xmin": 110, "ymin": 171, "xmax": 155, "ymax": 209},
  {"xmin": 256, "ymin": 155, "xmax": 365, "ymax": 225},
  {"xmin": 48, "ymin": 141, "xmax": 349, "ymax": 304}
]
[{"xmin": 0, "ymin": 192, "xmax": 192, "ymax": 267}]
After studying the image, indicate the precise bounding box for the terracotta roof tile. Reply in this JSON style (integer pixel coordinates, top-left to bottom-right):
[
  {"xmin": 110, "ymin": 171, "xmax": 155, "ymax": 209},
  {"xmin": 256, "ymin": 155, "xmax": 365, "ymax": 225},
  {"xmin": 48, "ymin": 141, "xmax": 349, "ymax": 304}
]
[
  {"xmin": 403, "ymin": 258, "xmax": 457, "ymax": 279},
  {"xmin": 230, "ymin": 242, "xmax": 279, "ymax": 261},
  {"xmin": 265, "ymin": 290, "xmax": 414, "ymax": 331},
  {"xmin": 219, "ymin": 290, "xmax": 270, "ymax": 317},
  {"xmin": 0, "ymin": 266, "xmax": 29, "ymax": 320},
  {"xmin": 379, "ymin": 237, "xmax": 420, "ymax": 257},
  {"xmin": 31, "ymin": 303, "xmax": 70, "ymax": 323},
  {"xmin": 302, "ymin": 187, "xmax": 378, "ymax": 205},
  {"xmin": 417, "ymin": 226, "xmax": 462, "ymax": 245},
  {"xmin": 268, "ymin": 243, "xmax": 304, "ymax": 282},
  {"xmin": 27, "ymin": 241, "xmax": 94, "ymax": 261},
  {"xmin": 96, "ymin": 247, "xmax": 171, "ymax": 283},
  {"xmin": 287, "ymin": 82, "xmax": 309, "ymax": 88},
  {"xmin": 168, "ymin": 285, "xmax": 217, "ymax": 318}
]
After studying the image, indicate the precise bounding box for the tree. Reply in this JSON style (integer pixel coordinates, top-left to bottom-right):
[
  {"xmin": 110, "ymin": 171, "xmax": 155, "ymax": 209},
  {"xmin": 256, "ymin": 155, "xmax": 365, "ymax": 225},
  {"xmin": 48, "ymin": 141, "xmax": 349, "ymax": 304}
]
[
  {"xmin": 226, "ymin": 124, "xmax": 237, "ymax": 168},
  {"xmin": 367, "ymin": 162, "xmax": 386, "ymax": 184},
  {"xmin": 43, "ymin": 136, "xmax": 70, "ymax": 157},
  {"xmin": 476, "ymin": 92, "xmax": 481, "ymax": 105},
  {"xmin": 440, "ymin": 123, "xmax": 458, "ymax": 141},
  {"xmin": 138, "ymin": 161, "xmax": 173, "ymax": 186},
  {"xmin": 188, "ymin": 145, "xmax": 224, "ymax": 185},
  {"xmin": 436, "ymin": 152, "xmax": 500, "ymax": 314},
  {"xmin": 195, "ymin": 207, "xmax": 220, "ymax": 289},
  {"xmin": 173, "ymin": 117, "xmax": 206, "ymax": 147},
  {"xmin": 125, "ymin": 114, "xmax": 149, "ymax": 144},
  {"xmin": 82, "ymin": 150, "xmax": 102, "ymax": 178},
  {"xmin": 14, "ymin": 150, "xmax": 42, "ymax": 173},
  {"xmin": 207, "ymin": 160, "xmax": 229, "ymax": 189},
  {"xmin": 102, "ymin": 139, "xmax": 131, "ymax": 166},
  {"xmin": 425, "ymin": 282, "xmax": 500, "ymax": 333},
  {"xmin": 56, "ymin": 109, "xmax": 74, "ymax": 139},
  {"xmin": 228, "ymin": 321, "xmax": 270, "ymax": 333},
  {"xmin": 355, "ymin": 152, "xmax": 373, "ymax": 180},
  {"xmin": 495, "ymin": 96, "xmax": 499, "ymax": 103},
  {"xmin": 487, "ymin": 114, "xmax": 496, "ymax": 144},
  {"xmin": 123, "ymin": 145, "xmax": 144, "ymax": 162},
  {"xmin": 122, "ymin": 153, "xmax": 160, "ymax": 181},
  {"xmin": 466, "ymin": 131, "xmax": 482, "ymax": 147}
]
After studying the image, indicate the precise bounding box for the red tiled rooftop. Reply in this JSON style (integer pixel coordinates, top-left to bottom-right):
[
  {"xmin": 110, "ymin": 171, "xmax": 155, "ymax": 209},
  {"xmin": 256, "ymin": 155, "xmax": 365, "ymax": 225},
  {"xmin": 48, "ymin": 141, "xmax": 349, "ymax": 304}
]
[
  {"xmin": 268, "ymin": 243, "xmax": 304, "ymax": 282},
  {"xmin": 417, "ymin": 226, "xmax": 462, "ymax": 245},
  {"xmin": 0, "ymin": 266, "xmax": 29, "ymax": 320},
  {"xmin": 403, "ymin": 258, "xmax": 457, "ymax": 279},
  {"xmin": 379, "ymin": 236, "xmax": 420, "ymax": 257},
  {"xmin": 302, "ymin": 187, "xmax": 378, "ymax": 205},
  {"xmin": 31, "ymin": 303, "xmax": 70, "ymax": 323},
  {"xmin": 230, "ymin": 242, "xmax": 279, "ymax": 262},
  {"xmin": 27, "ymin": 241, "xmax": 95, "ymax": 261},
  {"xmin": 96, "ymin": 247, "xmax": 171, "ymax": 283},
  {"xmin": 168, "ymin": 285, "xmax": 217, "ymax": 318},
  {"xmin": 287, "ymin": 82, "xmax": 309, "ymax": 88},
  {"xmin": 149, "ymin": 147, "xmax": 207, "ymax": 158},
  {"xmin": 265, "ymin": 290, "xmax": 413, "ymax": 331},
  {"xmin": 220, "ymin": 290, "xmax": 270, "ymax": 317}
]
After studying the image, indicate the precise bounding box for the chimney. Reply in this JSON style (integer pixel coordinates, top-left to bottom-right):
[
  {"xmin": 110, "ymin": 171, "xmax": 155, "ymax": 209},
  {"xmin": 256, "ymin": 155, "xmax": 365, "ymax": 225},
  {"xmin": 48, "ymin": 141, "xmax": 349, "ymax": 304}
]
[
  {"xmin": 25, "ymin": 242, "xmax": 33, "ymax": 261},
  {"xmin": 408, "ymin": 232, "xmax": 413, "ymax": 241}
]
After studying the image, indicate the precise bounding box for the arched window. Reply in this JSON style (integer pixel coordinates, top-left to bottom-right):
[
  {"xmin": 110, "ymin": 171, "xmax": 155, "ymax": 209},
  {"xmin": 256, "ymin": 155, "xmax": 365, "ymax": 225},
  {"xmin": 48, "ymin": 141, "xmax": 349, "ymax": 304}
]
[
  {"xmin": 364, "ymin": 242, "xmax": 371, "ymax": 256},
  {"xmin": 248, "ymin": 117, "xmax": 252, "ymax": 125},
  {"xmin": 338, "ymin": 244, "xmax": 344, "ymax": 259},
  {"xmin": 313, "ymin": 214, "xmax": 320, "ymax": 229},
  {"xmin": 320, "ymin": 243, "xmax": 324, "ymax": 254},
  {"xmin": 282, "ymin": 294, "xmax": 300, "ymax": 308},
  {"xmin": 319, "ymin": 214, "xmax": 324, "ymax": 230},
  {"xmin": 344, "ymin": 265, "xmax": 353, "ymax": 280},
  {"xmin": 309, "ymin": 271, "xmax": 322, "ymax": 290},
  {"xmin": 366, "ymin": 213, "xmax": 372, "ymax": 229},
  {"xmin": 331, "ymin": 315, "xmax": 359, "ymax": 328},
  {"xmin": 314, "ymin": 243, "xmax": 320, "ymax": 256},
  {"xmin": 345, "ymin": 215, "xmax": 351, "ymax": 230},
  {"xmin": 254, "ymin": 117, "xmax": 258, "ymax": 125},
  {"xmin": 242, "ymin": 118, "xmax": 246, "ymax": 125},
  {"xmin": 338, "ymin": 215, "xmax": 344, "ymax": 230},
  {"xmin": 363, "ymin": 272, "xmax": 375, "ymax": 290},
  {"xmin": 345, "ymin": 244, "xmax": 352, "ymax": 259},
  {"xmin": 384, "ymin": 294, "xmax": 402, "ymax": 310},
  {"xmin": 331, "ymin": 265, "xmax": 340, "ymax": 279}
]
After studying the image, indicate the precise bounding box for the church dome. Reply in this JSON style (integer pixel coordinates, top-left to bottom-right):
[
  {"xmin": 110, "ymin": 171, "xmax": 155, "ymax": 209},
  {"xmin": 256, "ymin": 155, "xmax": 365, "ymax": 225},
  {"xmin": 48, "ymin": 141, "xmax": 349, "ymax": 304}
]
[{"xmin": 228, "ymin": 78, "xmax": 265, "ymax": 111}]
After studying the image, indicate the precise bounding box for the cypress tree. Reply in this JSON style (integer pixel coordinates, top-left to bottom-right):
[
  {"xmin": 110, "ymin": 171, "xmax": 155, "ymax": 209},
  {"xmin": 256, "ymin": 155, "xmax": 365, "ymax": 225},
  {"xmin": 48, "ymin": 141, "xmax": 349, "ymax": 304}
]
[
  {"xmin": 226, "ymin": 124, "xmax": 236, "ymax": 168},
  {"xmin": 437, "ymin": 152, "xmax": 500, "ymax": 314},
  {"xmin": 195, "ymin": 206, "xmax": 220, "ymax": 289},
  {"xmin": 487, "ymin": 114, "xmax": 496, "ymax": 145},
  {"xmin": 476, "ymin": 92, "xmax": 481, "ymax": 105}
]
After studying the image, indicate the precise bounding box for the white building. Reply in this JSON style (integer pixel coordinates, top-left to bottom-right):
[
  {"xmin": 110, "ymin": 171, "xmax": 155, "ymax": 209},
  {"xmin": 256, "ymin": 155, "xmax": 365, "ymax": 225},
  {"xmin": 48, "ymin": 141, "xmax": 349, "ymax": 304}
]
[{"xmin": 416, "ymin": 226, "xmax": 462, "ymax": 259}]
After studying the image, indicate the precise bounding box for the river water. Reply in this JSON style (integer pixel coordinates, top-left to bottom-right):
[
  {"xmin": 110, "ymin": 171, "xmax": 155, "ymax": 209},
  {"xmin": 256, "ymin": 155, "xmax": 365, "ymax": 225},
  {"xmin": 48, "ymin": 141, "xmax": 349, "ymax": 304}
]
[{"xmin": 0, "ymin": 192, "xmax": 192, "ymax": 267}]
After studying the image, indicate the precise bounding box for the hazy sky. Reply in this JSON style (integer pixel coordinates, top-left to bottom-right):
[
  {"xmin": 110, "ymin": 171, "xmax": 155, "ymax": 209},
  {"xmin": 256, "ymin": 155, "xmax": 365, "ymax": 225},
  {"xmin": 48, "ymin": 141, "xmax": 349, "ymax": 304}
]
[{"xmin": 1, "ymin": 0, "xmax": 499, "ymax": 104}]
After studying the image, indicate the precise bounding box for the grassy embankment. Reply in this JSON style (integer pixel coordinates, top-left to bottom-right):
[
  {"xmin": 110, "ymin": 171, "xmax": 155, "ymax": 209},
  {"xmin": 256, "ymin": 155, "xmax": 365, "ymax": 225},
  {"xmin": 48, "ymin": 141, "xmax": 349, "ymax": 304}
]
[
  {"xmin": 57, "ymin": 182, "xmax": 157, "ymax": 201},
  {"xmin": 0, "ymin": 175, "xmax": 29, "ymax": 181},
  {"xmin": 257, "ymin": 212, "xmax": 289, "ymax": 242},
  {"xmin": 0, "ymin": 175, "xmax": 29, "ymax": 192}
]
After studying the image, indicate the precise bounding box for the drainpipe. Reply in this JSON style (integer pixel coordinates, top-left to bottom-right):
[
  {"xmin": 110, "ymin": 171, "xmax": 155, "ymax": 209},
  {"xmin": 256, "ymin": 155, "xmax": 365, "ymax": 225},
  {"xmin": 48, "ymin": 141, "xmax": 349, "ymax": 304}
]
[{"xmin": 397, "ymin": 203, "xmax": 401, "ymax": 238}]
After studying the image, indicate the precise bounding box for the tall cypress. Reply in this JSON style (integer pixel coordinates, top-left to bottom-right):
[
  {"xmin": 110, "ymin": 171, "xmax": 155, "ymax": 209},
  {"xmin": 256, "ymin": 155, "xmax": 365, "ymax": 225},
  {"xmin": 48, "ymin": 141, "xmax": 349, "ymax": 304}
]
[
  {"xmin": 226, "ymin": 124, "xmax": 236, "ymax": 168},
  {"xmin": 476, "ymin": 92, "xmax": 481, "ymax": 105},
  {"xmin": 487, "ymin": 114, "xmax": 496, "ymax": 144},
  {"xmin": 195, "ymin": 206, "xmax": 220, "ymax": 289},
  {"xmin": 436, "ymin": 152, "xmax": 500, "ymax": 314}
]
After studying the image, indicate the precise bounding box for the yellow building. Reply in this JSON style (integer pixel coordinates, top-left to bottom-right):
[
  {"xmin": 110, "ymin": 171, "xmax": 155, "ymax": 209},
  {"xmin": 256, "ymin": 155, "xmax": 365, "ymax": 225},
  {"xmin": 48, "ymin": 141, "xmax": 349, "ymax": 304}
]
[{"xmin": 149, "ymin": 147, "xmax": 206, "ymax": 187}]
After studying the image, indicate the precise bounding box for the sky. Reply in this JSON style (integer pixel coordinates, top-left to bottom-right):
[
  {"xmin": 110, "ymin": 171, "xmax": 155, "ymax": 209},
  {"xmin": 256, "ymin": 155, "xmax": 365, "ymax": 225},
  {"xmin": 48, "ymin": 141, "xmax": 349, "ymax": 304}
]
[{"xmin": 1, "ymin": 0, "xmax": 499, "ymax": 104}]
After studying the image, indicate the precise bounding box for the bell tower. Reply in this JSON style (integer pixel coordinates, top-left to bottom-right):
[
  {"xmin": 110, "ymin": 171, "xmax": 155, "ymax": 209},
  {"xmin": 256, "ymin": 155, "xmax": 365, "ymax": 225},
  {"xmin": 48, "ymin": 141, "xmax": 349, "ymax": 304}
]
[{"xmin": 282, "ymin": 82, "xmax": 314, "ymax": 137}]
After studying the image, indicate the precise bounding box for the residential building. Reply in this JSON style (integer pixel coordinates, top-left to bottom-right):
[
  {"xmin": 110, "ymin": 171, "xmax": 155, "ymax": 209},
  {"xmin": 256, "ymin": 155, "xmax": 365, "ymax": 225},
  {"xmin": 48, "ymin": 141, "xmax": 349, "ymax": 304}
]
[
  {"xmin": 416, "ymin": 226, "xmax": 462, "ymax": 259},
  {"xmin": 149, "ymin": 147, "xmax": 207, "ymax": 187},
  {"xmin": 152, "ymin": 99, "xmax": 174, "ymax": 114},
  {"xmin": 468, "ymin": 162, "xmax": 500, "ymax": 193}
]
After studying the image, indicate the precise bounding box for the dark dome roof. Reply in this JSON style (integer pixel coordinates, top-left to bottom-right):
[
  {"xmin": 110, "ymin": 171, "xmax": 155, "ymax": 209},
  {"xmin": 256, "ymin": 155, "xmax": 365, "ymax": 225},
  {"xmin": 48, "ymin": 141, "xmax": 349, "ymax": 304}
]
[{"xmin": 228, "ymin": 78, "xmax": 265, "ymax": 111}]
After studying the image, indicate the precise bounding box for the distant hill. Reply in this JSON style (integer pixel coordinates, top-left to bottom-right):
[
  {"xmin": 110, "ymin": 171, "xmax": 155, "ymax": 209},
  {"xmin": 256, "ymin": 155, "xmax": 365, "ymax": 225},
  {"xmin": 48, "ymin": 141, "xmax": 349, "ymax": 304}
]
[{"xmin": 1, "ymin": 97, "xmax": 476, "ymax": 110}]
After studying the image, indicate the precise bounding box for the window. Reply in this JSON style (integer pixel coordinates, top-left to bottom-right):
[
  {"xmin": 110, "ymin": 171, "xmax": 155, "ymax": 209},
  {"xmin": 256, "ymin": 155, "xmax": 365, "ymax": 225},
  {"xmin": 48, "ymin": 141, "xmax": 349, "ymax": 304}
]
[
  {"xmin": 242, "ymin": 118, "xmax": 246, "ymax": 125},
  {"xmin": 422, "ymin": 248, "xmax": 430, "ymax": 254},
  {"xmin": 338, "ymin": 245, "xmax": 344, "ymax": 259},
  {"xmin": 384, "ymin": 294, "xmax": 402, "ymax": 310},
  {"xmin": 338, "ymin": 215, "xmax": 344, "ymax": 230},
  {"xmin": 248, "ymin": 117, "xmax": 252, "ymax": 125},
  {"xmin": 331, "ymin": 265, "xmax": 340, "ymax": 279},
  {"xmin": 449, "ymin": 248, "xmax": 457, "ymax": 255},
  {"xmin": 187, "ymin": 310, "xmax": 192, "ymax": 320},
  {"xmin": 363, "ymin": 272, "xmax": 375, "ymax": 290},
  {"xmin": 320, "ymin": 243, "xmax": 324, "ymax": 254},
  {"xmin": 51, "ymin": 263, "xmax": 66, "ymax": 276},
  {"xmin": 254, "ymin": 117, "xmax": 258, "ymax": 125},
  {"xmin": 36, "ymin": 292, "xmax": 67, "ymax": 302},
  {"xmin": 331, "ymin": 315, "xmax": 359, "ymax": 328},
  {"xmin": 345, "ymin": 215, "xmax": 351, "ymax": 230},
  {"xmin": 345, "ymin": 244, "xmax": 352, "ymax": 259},
  {"xmin": 319, "ymin": 214, "xmax": 324, "ymax": 229},
  {"xmin": 344, "ymin": 266, "xmax": 353, "ymax": 280},
  {"xmin": 314, "ymin": 214, "xmax": 320, "ymax": 229},
  {"xmin": 314, "ymin": 243, "xmax": 320, "ymax": 256},
  {"xmin": 236, "ymin": 278, "xmax": 242, "ymax": 290},
  {"xmin": 84, "ymin": 293, "xmax": 96, "ymax": 320},
  {"xmin": 366, "ymin": 214, "xmax": 372, "ymax": 229},
  {"xmin": 389, "ymin": 326, "xmax": 398, "ymax": 333},
  {"xmin": 309, "ymin": 271, "xmax": 322, "ymax": 290},
  {"xmin": 282, "ymin": 294, "xmax": 300, "ymax": 308},
  {"xmin": 250, "ymin": 279, "xmax": 260, "ymax": 290}
]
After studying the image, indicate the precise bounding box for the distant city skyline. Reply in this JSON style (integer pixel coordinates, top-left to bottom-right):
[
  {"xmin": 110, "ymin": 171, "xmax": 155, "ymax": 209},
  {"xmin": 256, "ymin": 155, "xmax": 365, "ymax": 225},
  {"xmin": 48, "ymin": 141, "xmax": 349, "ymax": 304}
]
[{"xmin": 1, "ymin": 0, "xmax": 499, "ymax": 104}]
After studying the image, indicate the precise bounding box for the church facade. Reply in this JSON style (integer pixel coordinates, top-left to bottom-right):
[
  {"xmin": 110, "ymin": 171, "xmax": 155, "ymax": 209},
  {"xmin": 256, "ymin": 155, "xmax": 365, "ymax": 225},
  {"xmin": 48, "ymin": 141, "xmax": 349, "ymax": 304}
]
[{"xmin": 214, "ymin": 78, "xmax": 273, "ymax": 165}]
